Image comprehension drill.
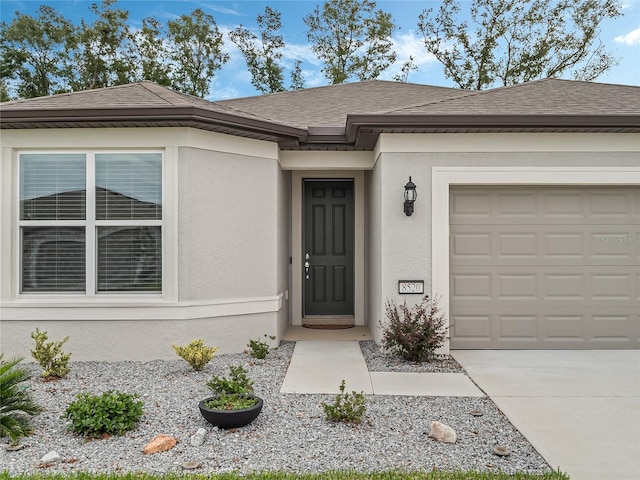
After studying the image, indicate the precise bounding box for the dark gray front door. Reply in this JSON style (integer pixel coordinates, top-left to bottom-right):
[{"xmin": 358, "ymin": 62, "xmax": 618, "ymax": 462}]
[{"xmin": 303, "ymin": 179, "xmax": 354, "ymax": 316}]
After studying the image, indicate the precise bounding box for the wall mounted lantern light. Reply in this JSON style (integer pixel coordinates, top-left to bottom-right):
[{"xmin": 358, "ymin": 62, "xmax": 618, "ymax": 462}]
[{"xmin": 404, "ymin": 176, "xmax": 417, "ymax": 216}]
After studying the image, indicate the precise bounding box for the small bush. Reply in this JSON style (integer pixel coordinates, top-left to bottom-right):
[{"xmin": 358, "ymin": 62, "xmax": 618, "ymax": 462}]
[
  {"xmin": 207, "ymin": 365, "xmax": 254, "ymax": 394},
  {"xmin": 172, "ymin": 338, "xmax": 219, "ymax": 371},
  {"xmin": 30, "ymin": 328, "xmax": 71, "ymax": 378},
  {"xmin": 63, "ymin": 390, "xmax": 144, "ymax": 438},
  {"xmin": 322, "ymin": 380, "xmax": 366, "ymax": 424},
  {"xmin": 0, "ymin": 354, "xmax": 44, "ymax": 443},
  {"xmin": 204, "ymin": 394, "xmax": 258, "ymax": 411},
  {"xmin": 380, "ymin": 295, "xmax": 448, "ymax": 362},
  {"xmin": 247, "ymin": 335, "xmax": 275, "ymax": 359}
]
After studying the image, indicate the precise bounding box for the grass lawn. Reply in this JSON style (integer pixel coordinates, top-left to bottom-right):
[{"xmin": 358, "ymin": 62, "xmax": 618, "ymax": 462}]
[{"xmin": 1, "ymin": 470, "xmax": 571, "ymax": 479}]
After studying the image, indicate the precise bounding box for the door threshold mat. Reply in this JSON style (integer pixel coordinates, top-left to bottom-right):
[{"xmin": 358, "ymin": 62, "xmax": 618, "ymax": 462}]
[{"xmin": 302, "ymin": 324, "xmax": 355, "ymax": 330}]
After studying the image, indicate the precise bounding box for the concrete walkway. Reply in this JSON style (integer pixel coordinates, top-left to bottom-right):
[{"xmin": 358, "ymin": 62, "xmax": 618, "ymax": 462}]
[
  {"xmin": 453, "ymin": 350, "xmax": 640, "ymax": 480},
  {"xmin": 280, "ymin": 341, "xmax": 483, "ymax": 396}
]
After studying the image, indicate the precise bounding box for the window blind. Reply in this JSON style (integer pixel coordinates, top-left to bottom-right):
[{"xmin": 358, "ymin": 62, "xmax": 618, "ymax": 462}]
[
  {"xmin": 97, "ymin": 226, "xmax": 162, "ymax": 292},
  {"xmin": 20, "ymin": 154, "xmax": 86, "ymax": 220},
  {"xmin": 95, "ymin": 153, "xmax": 162, "ymax": 220},
  {"xmin": 22, "ymin": 227, "xmax": 86, "ymax": 292}
]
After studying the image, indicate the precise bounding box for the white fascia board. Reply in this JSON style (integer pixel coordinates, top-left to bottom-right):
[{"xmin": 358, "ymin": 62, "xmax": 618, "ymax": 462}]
[{"xmin": 377, "ymin": 132, "xmax": 640, "ymax": 153}]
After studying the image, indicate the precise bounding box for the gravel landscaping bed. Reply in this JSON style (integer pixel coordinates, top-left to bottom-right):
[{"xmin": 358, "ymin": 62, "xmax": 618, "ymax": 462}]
[
  {"xmin": 360, "ymin": 340, "xmax": 465, "ymax": 373},
  {"xmin": 2, "ymin": 341, "xmax": 551, "ymax": 476}
]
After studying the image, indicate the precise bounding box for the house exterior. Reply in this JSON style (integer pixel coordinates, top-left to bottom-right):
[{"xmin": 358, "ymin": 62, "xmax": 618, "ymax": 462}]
[{"xmin": 1, "ymin": 79, "xmax": 638, "ymax": 360}]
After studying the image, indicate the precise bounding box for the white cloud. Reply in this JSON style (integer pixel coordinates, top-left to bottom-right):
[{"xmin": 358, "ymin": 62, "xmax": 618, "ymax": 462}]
[
  {"xmin": 201, "ymin": 3, "xmax": 243, "ymax": 16},
  {"xmin": 281, "ymin": 43, "xmax": 321, "ymax": 65},
  {"xmin": 392, "ymin": 31, "xmax": 437, "ymax": 67},
  {"xmin": 377, "ymin": 31, "xmax": 438, "ymax": 81},
  {"xmin": 615, "ymin": 27, "xmax": 640, "ymax": 45},
  {"xmin": 207, "ymin": 79, "xmax": 243, "ymax": 101}
]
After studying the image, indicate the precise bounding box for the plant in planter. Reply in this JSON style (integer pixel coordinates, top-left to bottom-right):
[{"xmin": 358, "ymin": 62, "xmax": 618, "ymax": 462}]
[{"xmin": 198, "ymin": 365, "xmax": 263, "ymax": 429}]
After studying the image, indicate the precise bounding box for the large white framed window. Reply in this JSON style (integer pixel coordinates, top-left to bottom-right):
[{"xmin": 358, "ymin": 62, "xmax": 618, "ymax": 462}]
[{"xmin": 19, "ymin": 151, "xmax": 163, "ymax": 294}]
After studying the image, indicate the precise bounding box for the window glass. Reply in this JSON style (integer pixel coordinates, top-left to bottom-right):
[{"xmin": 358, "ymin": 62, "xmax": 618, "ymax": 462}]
[
  {"xmin": 19, "ymin": 151, "xmax": 163, "ymax": 295},
  {"xmin": 22, "ymin": 227, "xmax": 86, "ymax": 292},
  {"xmin": 97, "ymin": 226, "xmax": 162, "ymax": 292},
  {"xmin": 96, "ymin": 153, "xmax": 162, "ymax": 220},
  {"xmin": 20, "ymin": 154, "xmax": 86, "ymax": 220}
]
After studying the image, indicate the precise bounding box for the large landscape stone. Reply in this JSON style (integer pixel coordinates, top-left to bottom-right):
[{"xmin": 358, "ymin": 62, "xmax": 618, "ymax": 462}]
[
  {"xmin": 428, "ymin": 421, "xmax": 457, "ymax": 444},
  {"xmin": 143, "ymin": 434, "xmax": 178, "ymax": 455}
]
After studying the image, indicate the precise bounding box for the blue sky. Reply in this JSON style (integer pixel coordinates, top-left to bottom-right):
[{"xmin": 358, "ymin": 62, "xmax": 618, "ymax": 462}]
[{"xmin": 2, "ymin": 0, "xmax": 639, "ymax": 100}]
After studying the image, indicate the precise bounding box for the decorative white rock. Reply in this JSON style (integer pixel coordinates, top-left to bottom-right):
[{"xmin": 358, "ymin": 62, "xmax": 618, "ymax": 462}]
[
  {"xmin": 428, "ymin": 421, "xmax": 457, "ymax": 444},
  {"xmin": 190, "ymin": 427, "xmax": 207, "ymax": 446},
  {"xmin": 41, "ymin": 451, "xmax": 62, "ymax": 463}
]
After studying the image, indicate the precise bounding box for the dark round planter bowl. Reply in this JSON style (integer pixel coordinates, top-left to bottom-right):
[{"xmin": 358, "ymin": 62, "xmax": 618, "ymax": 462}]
[{"xmin": 198, "ymin": 394, "xmax": 263, "ymax": 429}]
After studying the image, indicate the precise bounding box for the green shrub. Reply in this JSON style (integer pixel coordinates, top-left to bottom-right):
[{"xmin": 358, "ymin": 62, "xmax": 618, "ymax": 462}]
[
  {"xmin": 0, "ymin": 354, "xmax": 44, "ymax": 443},
  {"xmin": 172, "ymin": 339, "xmax": 219, "ymax": 371},
  {"xmin": 30, "ymin": 328, "xmax": 71, "ymax": 378},
  {"xmin": 380, "ymin": 295, "xmax": 448, "ymax": 362},
  {"xmin": 204, "ymin": 394, "xmax": 258, "ymax": 411},
  {"xmin": 63, "ymin": 390, "xmax": 144, "ymax": 438},
  {"xmin": 247, "ymin": 335, "xmax": 275, "ymax": 359},
  {"xmin": 207, "ymin": 365, "xmax": 254, "ymax": 394},
  {"xmin": 322, "ymin": 380, "xmax": 366, "ymax": 424}
]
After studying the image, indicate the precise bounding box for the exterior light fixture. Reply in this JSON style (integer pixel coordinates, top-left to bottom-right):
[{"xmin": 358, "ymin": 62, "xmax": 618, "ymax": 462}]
[{"xmin": 404, "ymin": 176, "xmax": 417, "ymax": 216}]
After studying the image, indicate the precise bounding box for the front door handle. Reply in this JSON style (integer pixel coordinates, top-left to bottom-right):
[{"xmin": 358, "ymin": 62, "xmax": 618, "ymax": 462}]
[{"xmin": 304, "ymin": 261, "xmax": 310, "ymax": 280}]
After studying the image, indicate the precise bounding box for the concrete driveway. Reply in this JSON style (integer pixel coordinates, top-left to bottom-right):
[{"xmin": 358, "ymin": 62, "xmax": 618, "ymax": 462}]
[{"xmin": 452, "ymin": 350, "xmax": 640, "ymax": 480}]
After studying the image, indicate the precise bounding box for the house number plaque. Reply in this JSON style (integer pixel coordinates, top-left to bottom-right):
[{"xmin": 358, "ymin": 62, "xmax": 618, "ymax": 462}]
[{"xmin": 398, "ymin": 280, "xmax": 424, "ymax": 294}]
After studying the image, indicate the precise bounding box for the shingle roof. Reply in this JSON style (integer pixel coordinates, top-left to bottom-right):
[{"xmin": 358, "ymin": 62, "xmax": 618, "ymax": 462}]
[
  {"xmin": 390, "ymin": 78, "xmax": 640, "ymax": 116},
  {"xmin": 216, "ymin": 80, "xmax": 470, "ymax": 129},
  {"xmin": 2, "ymin": 78, "xmax": 639, "ymax": 150}
]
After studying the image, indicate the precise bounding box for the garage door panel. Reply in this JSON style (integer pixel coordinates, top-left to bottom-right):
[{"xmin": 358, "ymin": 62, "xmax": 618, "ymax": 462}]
[
  {"xmin": 451, "ymin": 225, "xmax": 639, "ymax": 265},
  {"xmin": 452, "ymin": 265, "xmax": 638, "ymax": 306},
  {"xmin": 451, "ymin": 307, "xmax": 638, "ymax": 348},
  {"xmin": 451, "ymin": 187, "xmax": 640, "ymax": 225},
  {"xmin": 450, "ymin": 186, "xmax": 640, "ymax": 349}
]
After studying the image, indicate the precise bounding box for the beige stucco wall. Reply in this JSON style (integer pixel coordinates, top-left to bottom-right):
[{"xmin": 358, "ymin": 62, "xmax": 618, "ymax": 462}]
[
  {"xmin": 178, "ymin": 146, "xmax": 278, "ymax": 301},
  {"xmin": 369, "ymin": 133, "xmax": 640, "ymax": 349},
  {"xmin": 0, "ymin": 128, "xmax": 285, "ymax": 360},
  {"xmin": 276, "ymin": 169, "xmax": 292, "ymax": 340}
]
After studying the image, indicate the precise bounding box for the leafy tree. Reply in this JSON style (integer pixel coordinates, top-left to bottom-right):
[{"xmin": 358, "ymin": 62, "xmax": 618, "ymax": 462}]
[
  {"xmin": 166, "ymin": 8, "xmax": 229, "ymax": 98},
  {"xmin": 418, "ymin": 0, "xmax": 623, "ymax": 90},
  {"xmin": 0, "ymin": 5, "xmax": 74, "ymax": 98},
  {"xmin": 133, "ymin": 17, "xmax": 172, "ymax": 86},
  {"xmin": 290, "ymin": 60, "xmax": 306, "ymax": 90},
  {"xmin": 0, "ymin": 80, "xmax": 10, "ymax": 102},
  {"xmin": 69, "ymin": 0, "xmax": 137, "ymax": 90},
  {"xmin": 229, "ymin": 6, "xmax": 286, "ymax": 94},
  {"xmin": 304, "ymin": 0, "xmax": 397, "ymax": 84},
  {"xmin": 393, "ymin": 56, "xmax": 418, "ymax": 83}
]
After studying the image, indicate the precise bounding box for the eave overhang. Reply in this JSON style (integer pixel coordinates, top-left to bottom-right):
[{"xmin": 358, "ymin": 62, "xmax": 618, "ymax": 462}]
[
  {"xmin": 2, "ymin": 106, "xmax": 638, "ymax": 151},
  {"xmin": 0, "ymin": 106, "xmax": 309, "ymax": 146}
]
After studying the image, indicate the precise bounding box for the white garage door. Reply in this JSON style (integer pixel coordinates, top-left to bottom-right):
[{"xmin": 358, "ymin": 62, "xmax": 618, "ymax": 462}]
[{"xmin": 450, "ymin": 186, "xmax": 640, "ymax": 349}]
